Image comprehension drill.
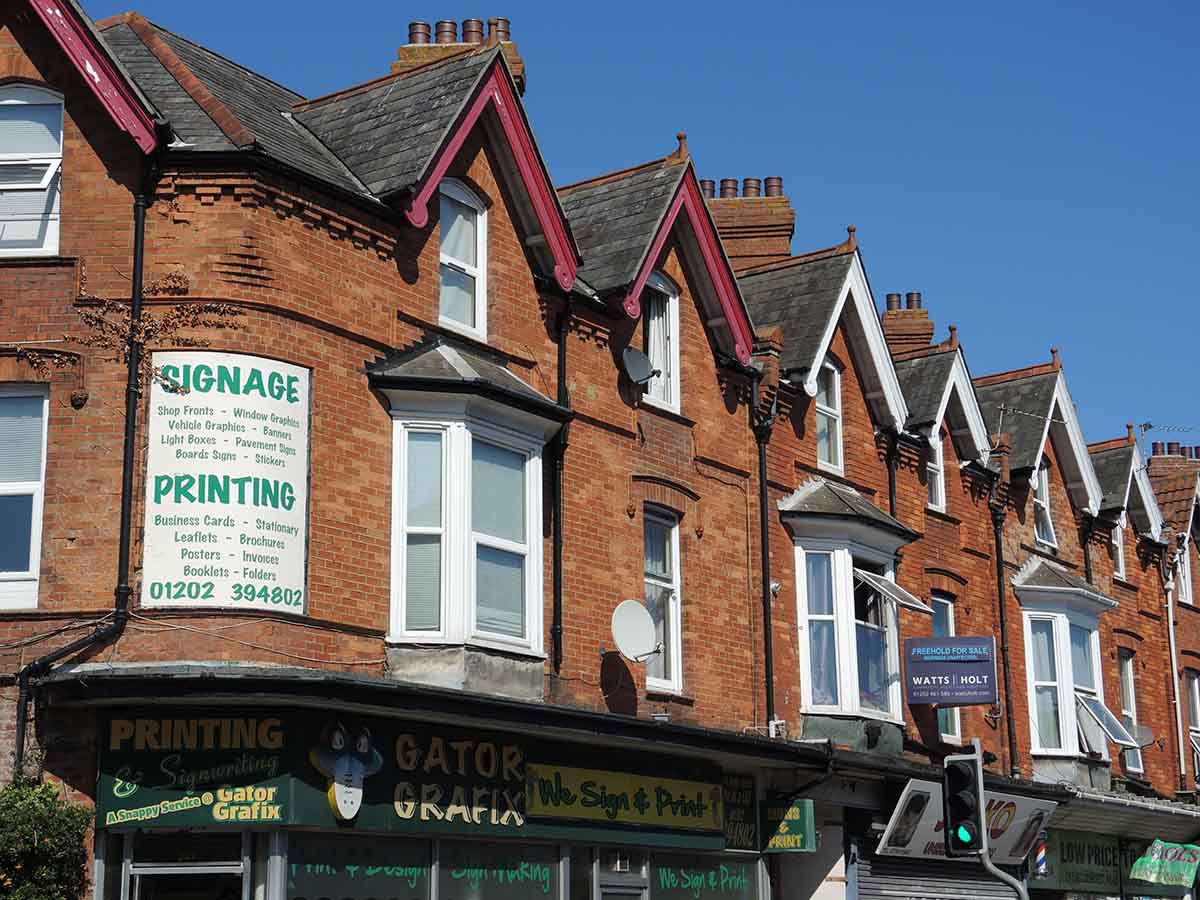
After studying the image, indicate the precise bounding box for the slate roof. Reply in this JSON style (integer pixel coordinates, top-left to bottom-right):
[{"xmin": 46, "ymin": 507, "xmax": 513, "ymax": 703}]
[
  {"xmin": 1012, "ymin": 558, "xmax": 1117, "ymax": 608},
  {"xmin": 367, "ymin": 339, "xmax": 569, "ymax": 421},
  {"xmin": 1090, "ymin": 444, "xmax": 1135, "ymax": 512},
  {"xmin": 294, "ymin": 49, "xmax": 496, "ymax": 198},
  {"xmin": 99, "ymin": 23, "xmax": 233, "ymax": 151},
  {"xmin": 893, "ymin": 349, "xmax": 957, "ymax": 431},
  {"xmin": 778, "ymin": 477, "xmax": 917, "ymax": 540},
  {"xmin": 738, "ymin": 251, "xmax": 854, "ymax": 376},
  {"xmin": 556, "ymin": 160, "xmax": 687, "ymax": 295},
  {"xmin": 975, "ymin": 372, "xmax": 1059, "ymax": 471},
  {"xmin": 99, "ymin": 19, "xmax": 363, "ymax": 194}
]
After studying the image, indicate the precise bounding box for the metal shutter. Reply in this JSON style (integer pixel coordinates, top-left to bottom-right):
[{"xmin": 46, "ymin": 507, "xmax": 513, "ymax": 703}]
[{"xmin": 852, "ymin": 843, "xmax": 1019, "ymax": 900}]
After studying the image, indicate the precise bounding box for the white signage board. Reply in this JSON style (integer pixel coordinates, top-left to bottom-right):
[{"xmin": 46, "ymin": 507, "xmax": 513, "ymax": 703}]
[
  {"xmin": 141, "ymin": 351, "xmax": 310, "ymax": 613},
  {"xmin": 877, "ymin": 778, "xmax": 1057, "ymax": 866}
]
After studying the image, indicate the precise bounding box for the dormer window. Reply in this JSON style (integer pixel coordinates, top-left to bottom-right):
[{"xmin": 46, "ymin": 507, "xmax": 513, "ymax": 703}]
[
  {"xmin": 642, "ymin": 272, "xmax": 679, "ymax": 412},
  {"xmin": 1033, "ymin": 460, "xmax": 1056, "ymax": 546},
  {"xmin": 438, "ymin": 179, "xmax": 487, "ymax": 340},
  {"xmin": 815, "ymin": 363, "xmax": 842, "ymax": 472},
  {"xmin": 0, "ymin": 85, "xmax": 62, "ymax": 257}
]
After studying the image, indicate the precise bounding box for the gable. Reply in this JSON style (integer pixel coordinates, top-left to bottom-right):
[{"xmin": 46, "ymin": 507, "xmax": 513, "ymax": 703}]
[
  {"xmin": 27, "ymin": 0, "xmax": 159, "ymax": 153},
  {"xmin": 895, "ymin": 348, "xmax": 989, "ymax": 462}
]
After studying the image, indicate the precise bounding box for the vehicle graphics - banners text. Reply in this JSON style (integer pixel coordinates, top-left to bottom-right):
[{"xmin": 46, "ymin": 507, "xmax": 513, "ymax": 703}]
[
  {"xmin": 97, "ymin": 711, "xmax": 725, "ymax": 845},
  {"xmin": 141, "ymin": 351, "xmax": 310, "ymax": 613}
]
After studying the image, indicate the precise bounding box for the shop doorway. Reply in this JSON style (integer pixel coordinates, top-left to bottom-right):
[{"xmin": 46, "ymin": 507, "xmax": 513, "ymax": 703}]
[{"xmin": 99, "ymin": 831, "xmax": 271, "ymax": 900}]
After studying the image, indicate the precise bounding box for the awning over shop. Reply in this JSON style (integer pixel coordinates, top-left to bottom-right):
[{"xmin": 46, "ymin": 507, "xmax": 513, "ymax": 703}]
[{"xmin": 1050, "ymin": 787, "xmax": 1200, "ymax": 843}]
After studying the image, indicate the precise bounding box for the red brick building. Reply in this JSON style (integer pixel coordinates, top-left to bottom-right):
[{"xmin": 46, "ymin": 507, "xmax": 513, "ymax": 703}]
[{"xmin": 2, "ymin": 4, "xmax": 1199, "ymax": 900}]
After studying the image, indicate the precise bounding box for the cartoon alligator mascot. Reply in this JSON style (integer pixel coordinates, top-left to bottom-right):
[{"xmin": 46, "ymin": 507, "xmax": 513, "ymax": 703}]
[{"xmin": 309, "ymin": 721, "xmax": 384, "ymax": 821}]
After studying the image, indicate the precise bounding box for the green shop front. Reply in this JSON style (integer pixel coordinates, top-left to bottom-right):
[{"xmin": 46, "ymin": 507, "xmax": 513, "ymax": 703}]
[
  {"xmin": 1028, "ymin": 828, "xmax": 1200, "ymax": 900},
  {"xmin": 92, "ymin": 705, "xmax": 802, "ymax": 900}
]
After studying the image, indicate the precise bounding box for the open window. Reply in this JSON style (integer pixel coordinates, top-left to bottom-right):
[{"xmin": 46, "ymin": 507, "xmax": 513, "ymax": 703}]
[
  {"xmin": 1112, "ymin": 514, "xmax": 1127, "ymax": 580},
  {"xmin": 1117, "ymin": 649, "xmax": 1143, "ymax": 773},
  {"xmin": 926, "ymin": 428, "xmax": 945, "ymax": 512},
  {"xmin": 0, "ymin": 85, "xmax": 62, "ymax": 257},
  {"xmin": 1033, "ymin": 460, "xmax": 1057, "ymax": 547},
  {"xmin": 438, "ymin": 179, "xmax": 487, "ymax": 340},
  {"xmin": 815, "ymin": 363, "xmax": 842, "ymax": 472},
  {"xmin": 641, "ymin": 271, "xmax": 680, "ymax": 413}
]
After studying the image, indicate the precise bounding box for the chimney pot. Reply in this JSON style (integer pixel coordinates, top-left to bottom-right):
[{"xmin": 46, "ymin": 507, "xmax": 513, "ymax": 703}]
[
  {"xmin": 764, "ymin": 176, "xmax": 783, "ymax": 197},
  {"xmin": 435, "ymin": 20, "xmax": 457, "ymax": 43},
  {"xmin": 719, "ymin": 178, "xmax": 739, "ymax": 199},
  {"xmin": 492, "ymin": 16, "xmax": 511, "ymax": 41},
  {"xmin": 1152, "ymin": 441, "xmax": 1165, "ymax": 456},
  {"xmin": 1169, "ymin": 441, "xmax": 1182, "ymax": 456},
  {"xmin": 408, "ymin": 21, "xmax": 432, "ymax": 44},
  {"xmin": 1188, "ymin": 448, "xmax": 1196, "ymax": 459},
  {"xmin": 1193, "ymin": 445, "xmax": 1200, "ymax": 459},
  {"xmin": 700, "ymin": 179, "xmax": 716, "ymax": 199},
  {"xmin": 742, "ymin": 177, "xmax": 762, "ymax": 198},
  {"xmin": 885, "ymin": 292, "xmax": 901, "ymax": 311},
  {"xmin": 462, "ymin": 18, "xmax": 484, "ymax": 43},
  {"xmin": 905, "ymin": 291, "xmax": 921, "ymax": 310}
]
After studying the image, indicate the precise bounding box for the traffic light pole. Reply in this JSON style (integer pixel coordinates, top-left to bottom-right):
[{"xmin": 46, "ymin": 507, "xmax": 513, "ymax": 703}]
[{"xmin": 970, "ymin": 739, "xmax": 1030, "ymax": 900}]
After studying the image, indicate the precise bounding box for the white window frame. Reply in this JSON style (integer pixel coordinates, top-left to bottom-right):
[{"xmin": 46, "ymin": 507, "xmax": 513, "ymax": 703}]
[
  {"xmin": 1187, "ymin": 670, "xmax": 1200, "ymax": 779},
  {"xmin": 643, "ymin": 505, "xmax": 683, "ymax": 695},
  {"xmin": 1112, "ymin": 514, "xmax": 1127, "ymax": 580},
  {"xmin": 1118, "ymin": 648, "xmax": 1143, "ymax": 773},
  {"xmin": 1033, "ymin": 460, "xmax": 1057, "ymax": 547},
  {"xmin": 795, "ymin": 540, "xmax": 903, "ymax": 722},
  {"xmin": 641, "ymin": 271, "xmax": 680, "ymax": 415},
  {"xmin": 389, "ymin": 413, "xmax": 543, "ymax": 655},
  {"xmin": 0, "ymin": 384, "xmax": 49, "ymax": 609},
  {"xmin": 815, "ymin": 362, "xmax": 843, "ymax": 474},
  {"xmin": 0, "ymin": 84, "xmax": 62, "ymax": 258},
  {"xmin": 437, "ymin": 178, "xmax": 487, "ymax": 341},
  {"xmin": 932, "ymin": 592, "xmax": 961, "ymax": 741},
  {"xmin": 1179, "ymin": 543, "xmax": 1194, "ymax": 606},
  {"xmin": 926, "ymin": 428, "xmax": 946, "ymax": 512},
  {"xmin": 1022, "ymin": 610, "xmax": 1133, "ymax": 758}
]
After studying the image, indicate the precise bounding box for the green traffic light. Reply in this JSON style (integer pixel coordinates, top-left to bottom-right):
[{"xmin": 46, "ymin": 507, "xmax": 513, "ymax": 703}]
[{"xmin": 955, "ymin": 825, "xmax": 974, "ymax": 844}]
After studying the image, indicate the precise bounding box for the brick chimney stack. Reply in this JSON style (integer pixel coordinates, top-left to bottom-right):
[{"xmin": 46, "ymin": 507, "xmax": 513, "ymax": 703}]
[
  {"xmin": 394, "ymin": 17, "xmax": 526, "ymax": 93},
  {"xmin": 881, "ymin": 291, "xmax": 936, "ymax": 355},
  {"xmin": 706, "ymin": 175, "xmax": 795, "ymax": 272}
]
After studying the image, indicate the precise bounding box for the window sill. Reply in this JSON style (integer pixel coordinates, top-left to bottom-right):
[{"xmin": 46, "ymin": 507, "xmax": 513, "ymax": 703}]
[
  {"xmin": 385, "ymin": 636, "xmax": 546, "ymax": 661},
  {"xmin": 925, "ymin": 508, "xmax": 961, "ymax": 526},
  {"xmin": 1112, "ymin": 576, "xmax": 1139, "ymax": 592},
  {"xmin": 1021, "ymin": 541, "xmax": 1076, "ymax": 565},
  {"xmin": 437, "ymin": 316, "xmax": 487, "ymax": 345},
  {"xmin": 816, "ymin": 461, "xmax": 846, "ymax": 478},
  {"xmin": 639, "ymin": 398, "xmax": 692, "ymax": 427},
  {"xmin": 800, "ymin": 707, "xmax": 904, "ymax": 727},
  {"xmin": 1030, "ymin": 750, "xmax": 1110, "ymax": 765},
  {"xmin": 0, "ymin": 254, "xmax": 76, "ymax": 267},
  {"xmin": 646, "ymin": 688, "xmax": 694, "ymax": 706}
]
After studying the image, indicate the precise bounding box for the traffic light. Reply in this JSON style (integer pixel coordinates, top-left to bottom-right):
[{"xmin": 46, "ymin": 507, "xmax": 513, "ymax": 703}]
[{"xmin": 942, "ymin": 750, "xmax": 984, "ymax": 857}]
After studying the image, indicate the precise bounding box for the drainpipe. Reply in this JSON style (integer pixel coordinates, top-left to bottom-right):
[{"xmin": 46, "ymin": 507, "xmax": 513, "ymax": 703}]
[
  {"xmin": 1081, "ymin": 514, "xmax": 1095, "ymax": 584},
  {"xmin": 1166, "ymin": 536, "xmax": 1188, "ymax": 791},
  {"xmin": 550, "ymin": 298, "xmax": 571, "ymax": 674},
  {"xmin": 12, "ymin": 157, "xmax": 156, "ymax": 780},
  {"xmin": 987, "ymin": 476, "xmax": 1022, "ymax": 778},
  {"xmin": 885, "ymin": 429, "xmax": 899, "ymax": 517},
  {"xmin": 752, "ymin": 374, "xmax": 778, "ymax": 728}
]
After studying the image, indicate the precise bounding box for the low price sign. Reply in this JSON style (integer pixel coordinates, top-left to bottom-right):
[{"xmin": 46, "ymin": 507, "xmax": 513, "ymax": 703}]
[{"xmin": 904, "ymin": 636, "xmax": 997, "ymax": 707}]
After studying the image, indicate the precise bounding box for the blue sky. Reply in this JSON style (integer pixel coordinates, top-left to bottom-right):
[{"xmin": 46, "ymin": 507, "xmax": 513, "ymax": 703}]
[{"xmin": 88, "ymin": 0, "xmax": 1199, "ymax": 443}]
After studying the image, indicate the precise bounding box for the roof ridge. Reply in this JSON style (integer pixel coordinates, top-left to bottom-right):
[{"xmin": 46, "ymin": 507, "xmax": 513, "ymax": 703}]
[
  {"xmin": 891, "ymin": 344, "xmax": 958, "ymax": 364},
  {"xmin": 973, "ymin": 362, "xmax": 1059, "ymax": 388},
  {"xmin": 295, "ymin": 44, "xmax": 494, "ymax": 113},
  {"xmin": 146, "ymin": 19, "xmax": 304, "ymax": 101},
  {"xmin": 737, "ymin": 229, "xmax": 858, "ymax": 278},
  {"xmin": 556, "ymin": 156, "xmax": 679, "ymax": 194},
  {"xmin": 103, "ymin": 13, "xmax": 254, "ymax": 148},
  {"xmin": 1088, "ymin": 437, "xmax": 1133, "ymax": 454}
]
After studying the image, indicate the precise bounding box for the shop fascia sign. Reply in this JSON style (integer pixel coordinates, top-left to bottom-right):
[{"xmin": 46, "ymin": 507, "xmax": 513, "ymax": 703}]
[
  {"xmin": 876, "ymin": 779, "xmax": 1057, "ymax": 866},
  {"xmin": 1030, "ymin": 831, "xmax": 1197, "ymax": 895}
]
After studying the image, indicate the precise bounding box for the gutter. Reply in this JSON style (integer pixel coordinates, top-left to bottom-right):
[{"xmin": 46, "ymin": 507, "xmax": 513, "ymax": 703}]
[{"xmin": 13, "ymin": 153, "xmax": 158, "ymax": 779}]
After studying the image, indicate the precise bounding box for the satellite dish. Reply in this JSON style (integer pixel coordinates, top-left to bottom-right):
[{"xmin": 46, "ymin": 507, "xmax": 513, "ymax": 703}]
[
  {"xmin": 611, "ymin": 599, "xmax": 660, "ymax": 662},
  {"xmin": 621, "ymin": 347, "xmax": 661, "ymax": 386}
]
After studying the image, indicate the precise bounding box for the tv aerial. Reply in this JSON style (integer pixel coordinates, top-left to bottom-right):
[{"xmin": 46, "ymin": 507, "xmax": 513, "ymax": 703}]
[
  {"xmin": 621, "ymin": 347, "xmax": 661, "ymax": 387},
  {"xmin": 610, "ymin": 599, "xmax": 662, "ymax": 662}
]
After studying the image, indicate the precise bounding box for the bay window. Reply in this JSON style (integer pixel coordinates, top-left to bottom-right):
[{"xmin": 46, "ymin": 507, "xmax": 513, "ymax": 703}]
[
  {"xmin": 438, "ymin": 179, "xmax": 487, "ymax": 339},
  {"xmin": 643, "ymin": 506, "xmax": 683, "ymax": 694},
  {"xmin": 815, "ymin": 364, "xmax": 842, "ymax": 472},
  {"xmin": 796, "ymin": 543, "xmax": 930, "ymax": 719},
  {"xmin": 1022, "ymin": 611, "xmax": 1137, "ymax": 757},
  {"xmin": 0, "ymin": 385, "xmax": 48, "ymax": 609},
  {"xmin": 391, "ymin": 416, "xmax": 542, "ymax": 652},
  {"xmin": 0, "ymin": 85, "xmax": 62, "ymax": 257},
  {"xmin": 641, "ymin": 272, "xmax": 680, "ymax": 412},
  {"xmin": 1033, "ymin": 460, "xmax": 1056, "ymax": 546}
]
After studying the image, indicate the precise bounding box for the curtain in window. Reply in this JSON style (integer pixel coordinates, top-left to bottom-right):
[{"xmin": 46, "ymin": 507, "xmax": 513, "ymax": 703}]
[
  {"xmin": 475, "ymin": 546, "xmax": 523, "ymax": 637},
  {"xmin": 0, "ymin": 105, "xmax": 62, "ymax": 154},
  {"xmin": 806, "ymin": 554, "xmax": 838, "ymax": 705},
  {"xmin": 644, "ymin": 516, "xmax": 674, "ymax": 682},
  {"xmin": 1070, "ymin": 624, "xmax": 1094, "ymax": 690},
  {"xmin": 439, "ymin": 192, "xmax": 477, "ymax": 326},
  {"xmin": 472, "ymin": 441, "xmax": 525, "ymax": 638},
  {"xmin": 404, "ymin": 433, "xmax": 442, "ymax": 631},
  {"xmin": 1030, "ymin": 620, "xmax": 1062, "ymax": 748},
  {"xmin": 0, "ymin": 396, "xmax": 43, "ymax": 574},
  {"xmin": 643, "ymin": 289, "xmax": 671, "ymax": 404},
  {"xmin": 0, "ymin": 171, "xmax": 59, "ymax": 252}
]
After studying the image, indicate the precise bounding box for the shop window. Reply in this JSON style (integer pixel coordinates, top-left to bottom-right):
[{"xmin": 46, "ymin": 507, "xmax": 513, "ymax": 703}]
[
  {"xmin": 1033, "ymin": 460, "xmax": 1056, "ymax": 547},
  {"xmin": 815, "ymin": 363, "xmax": 842, "ymax": 472},
  {"xmin": 1118, "ymin": 648, "xmax": 1142, "ymax": 773},
  {"xmin": 932, "ymin": 592, "xmax": 960, "ymax": 740},
  {"xmin": 439, "ymin": 179, "xmax": 487, "ymax": 340},
  {"xmin": 1112, "ymin": 514, "xmax": 1126, "ymax": 579},
  {"xmin": 391, "ymin": 418, "xmax": 543, "ymax": 653},
  {"xmin": 1023, "ymin": 612, "xmax": 1137, "ymax": 757},
  {"xmin": 796, "ymin": 543, "xmax": 931, "ymax": 720},
  {"xmin": 0, "ymin": 84, "xmax": 62, "ymax": 257},
  {"xmin": 926, "ymin": 430, "xmax": 945, "ymax": 512},
  {"xmin": 644, "ymin": 506, "xmax": 683, "ymax": 694},
  {"xmin": 642, "ymin": 272, "xmax": 680, "ymax": 413},
  {"xmin": 0, "ymin": 385, "xmax": 48, "ymax": 609},
  {"xmin": 439, "ymin": 841, "xmax": 560, "ymax": 899},
  {"xmin": 289, "ymin": 832, "xmax": 430, "ymax": 899}
]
